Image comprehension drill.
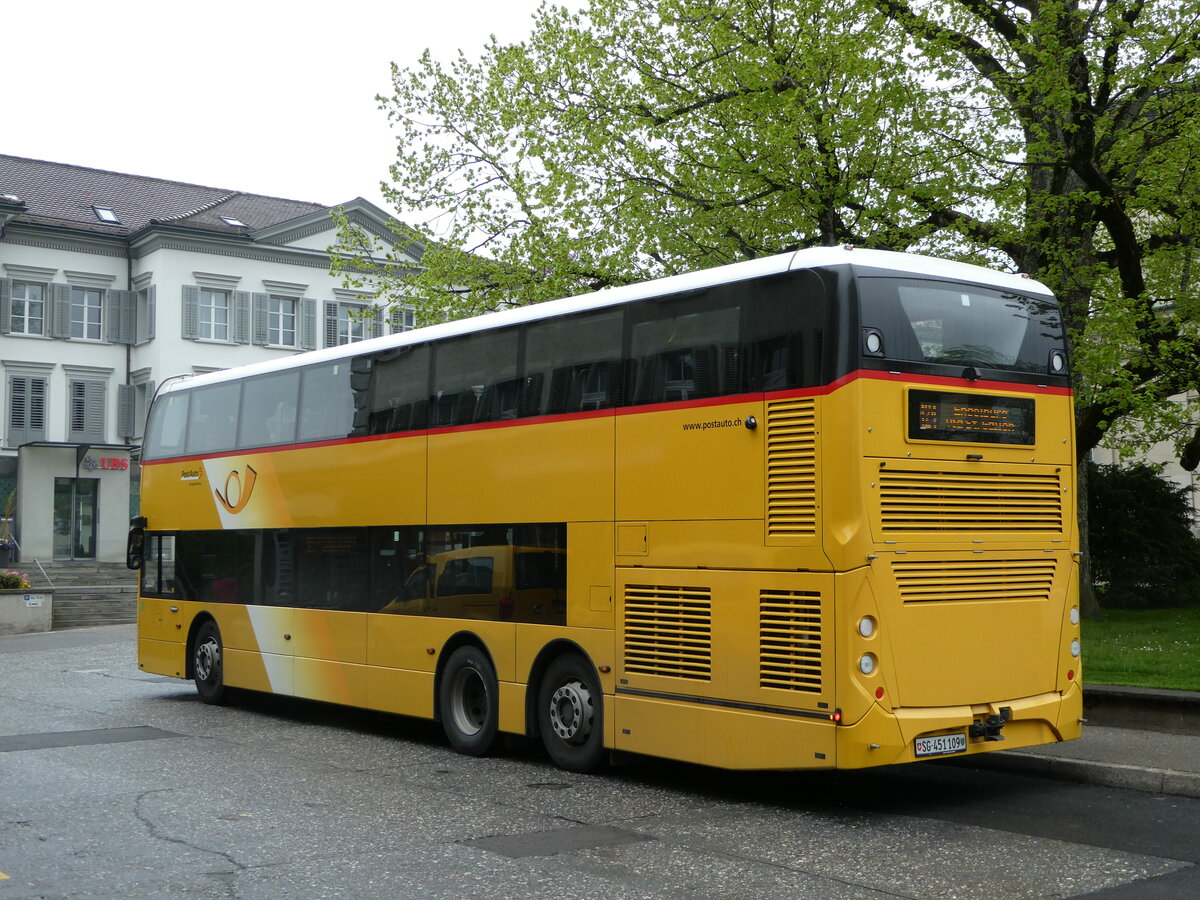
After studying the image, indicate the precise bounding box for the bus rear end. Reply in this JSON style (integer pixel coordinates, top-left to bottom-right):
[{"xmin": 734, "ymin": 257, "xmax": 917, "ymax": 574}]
[{"xmin": 818, "ymin": 259, "xmax": 1082, "ymax": 767}]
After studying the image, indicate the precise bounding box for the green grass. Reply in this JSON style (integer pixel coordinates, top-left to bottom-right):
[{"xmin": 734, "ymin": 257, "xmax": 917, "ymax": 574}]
[{"xmin": 1083, "ymin": 607, "xmax": 1200, "ymax": 691}]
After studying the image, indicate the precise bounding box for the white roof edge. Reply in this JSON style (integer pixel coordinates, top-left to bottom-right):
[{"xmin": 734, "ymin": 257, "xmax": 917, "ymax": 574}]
[{"xmin": 167, "ymin": 247, "xmax": 1052, "ymax": 393}]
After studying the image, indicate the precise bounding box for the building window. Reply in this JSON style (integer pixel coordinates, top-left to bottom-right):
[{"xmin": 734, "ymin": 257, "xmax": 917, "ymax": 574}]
[
  {"xmin": 338, "ymin": 304, "xmax": 367, "ymax": 345},
  {"xmin": 10, "ymin": 281, "xmax": 45, "ymax": 335},
  {"xmin": 220, "ymin": 216, "xmax": 247, "ymax": 228},
  {"xmin": 199, "ymin": 289, "xmax": 230, "ymax": 341},
  {"xmin": 92, "ymin": 205, "xmax": 120, "ymax": 224},
  {"xmin": 68, "ymin": 379, "xmax": 106, "ymax": 443},
  {"xmin": 70, "ymin": 288, "xmax": 104, "ymax": 340},
  {"xmin": 269, "ymin": 296, "xmax": 298, "ymax": 347},
  {"xmin": 392, "ymin": 307, "xmax": 416, "ymax": 332}
]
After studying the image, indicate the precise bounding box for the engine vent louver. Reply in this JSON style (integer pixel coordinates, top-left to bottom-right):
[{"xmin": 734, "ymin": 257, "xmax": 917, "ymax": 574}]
[
  {"xmin": 759, "ymin": 589, "xmax": 823, "ymax": 693},
  {"xmin": 893, "ymin": 558, "xmax": 1058, "ymax": 604},
  {"xmin": 879, "ymin": 468, "xmax": 1064, "ymax": 533},
  {"xmin": 623, "ymin": 585, "xmax": 712, "ymax": 680},
  {"xmin": 766, "ymin": 398, "xmax": 818, "ymax": 537}
]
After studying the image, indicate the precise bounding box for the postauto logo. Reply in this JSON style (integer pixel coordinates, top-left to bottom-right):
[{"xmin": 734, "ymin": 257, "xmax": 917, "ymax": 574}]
[{"xmin": 214, "ymin": 464, "xmax": 258, "ymax": 515}]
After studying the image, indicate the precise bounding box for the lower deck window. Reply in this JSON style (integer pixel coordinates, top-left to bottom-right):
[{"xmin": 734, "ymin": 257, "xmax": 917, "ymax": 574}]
[{"xmin": 142, "ymin": 523, "xmax": 567, "ymax": 625}]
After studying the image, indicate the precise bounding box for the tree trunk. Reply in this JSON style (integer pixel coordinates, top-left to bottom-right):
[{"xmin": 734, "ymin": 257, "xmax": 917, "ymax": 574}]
[{"xmin": 1076, "ymin": 461, "xmax": 1101, "ymax": 619}]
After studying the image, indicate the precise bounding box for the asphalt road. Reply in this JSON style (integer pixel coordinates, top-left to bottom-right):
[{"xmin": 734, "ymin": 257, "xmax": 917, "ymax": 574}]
[{"xmin": 1, "ymin": 626, "xmax": 1197, "ymax": 899}]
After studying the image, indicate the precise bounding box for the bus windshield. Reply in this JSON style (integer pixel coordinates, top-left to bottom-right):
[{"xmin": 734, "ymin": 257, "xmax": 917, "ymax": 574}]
[{"xmin": 859, "ymin": 278, "xmax": 1065, "ymax": 375}]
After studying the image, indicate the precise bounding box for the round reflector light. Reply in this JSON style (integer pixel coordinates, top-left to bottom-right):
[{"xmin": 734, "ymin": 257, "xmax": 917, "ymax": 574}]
[
  {"xmin": 1070, "ymin": 607, "xmax": 1080, "ymax": 626},
  {"xmin": 1070, "ymin": 639, "xmax": 1081, "ymax": 658},
  {"xmin": 859, "ymin": 654, "xmax": 876, "ymax": 675},
  {"xmin": 858, "ymin": 616, "xmax": 876, "ymax": 638}
]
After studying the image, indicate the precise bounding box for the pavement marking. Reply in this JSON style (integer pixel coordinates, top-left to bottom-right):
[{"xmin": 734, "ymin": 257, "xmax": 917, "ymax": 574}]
[{"xmin": 0, "ymin": 726, "xmax": 181, "ymax": 753}]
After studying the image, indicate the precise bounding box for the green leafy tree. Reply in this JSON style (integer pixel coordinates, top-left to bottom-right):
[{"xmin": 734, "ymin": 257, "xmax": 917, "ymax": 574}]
[{"xmin": 335, "ymin": 0, "xmax": 1200, "ymax": 612}]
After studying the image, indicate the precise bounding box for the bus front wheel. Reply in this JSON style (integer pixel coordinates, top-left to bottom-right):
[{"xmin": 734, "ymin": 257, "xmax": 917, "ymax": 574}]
[
  {"xmin": 192, "ymin": 620, "xmax": 227, "ymax": 705},
  {"xmin": 439, "ymin": 646, "xmax": 500, "ymax": 756},
  {"xmin": 538, "ymin": 653, "xmax": 605, "ymax": 773}
]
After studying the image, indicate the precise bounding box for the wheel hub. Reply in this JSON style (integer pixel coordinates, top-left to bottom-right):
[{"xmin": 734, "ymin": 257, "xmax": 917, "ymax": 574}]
[
  {"xmin": 195, "ymin": 638, "xmax": 220, "ymax": 682},
  {"xmin": 450, "ymin": 667, "xmax": 487, "ymax": 736},
  {"xmin": 549, "ymin": 679, "xmax": 594, "ymax": 743}
]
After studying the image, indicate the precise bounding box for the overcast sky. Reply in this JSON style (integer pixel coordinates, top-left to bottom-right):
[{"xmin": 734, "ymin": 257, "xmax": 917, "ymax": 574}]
[{"xmin": 5, "ymin": 0, "xmax": 560, "ymax": 227}]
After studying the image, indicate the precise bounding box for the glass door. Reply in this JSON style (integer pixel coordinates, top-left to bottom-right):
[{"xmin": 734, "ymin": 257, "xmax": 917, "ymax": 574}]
[{"xmin": 53, "ymin": 477, "xmax": 99, "ymax": 560}]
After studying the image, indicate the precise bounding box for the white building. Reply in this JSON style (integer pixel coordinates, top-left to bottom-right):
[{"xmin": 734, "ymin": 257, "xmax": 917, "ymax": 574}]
[{"xmin": 0, "ymin": 154, "xmax": 417, "ymax": 565}]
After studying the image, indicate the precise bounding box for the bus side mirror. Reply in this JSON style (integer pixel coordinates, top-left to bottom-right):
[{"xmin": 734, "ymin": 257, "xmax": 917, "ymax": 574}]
[{"xmin": 127, "ymin": 515, "xmax": 147, "ymax": 571}]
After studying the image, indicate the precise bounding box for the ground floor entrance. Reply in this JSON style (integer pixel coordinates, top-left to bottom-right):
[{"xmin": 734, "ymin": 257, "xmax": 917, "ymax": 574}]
[{"xmin": 53, "ymin": 476, "xmax": 98, "ymax": 560}]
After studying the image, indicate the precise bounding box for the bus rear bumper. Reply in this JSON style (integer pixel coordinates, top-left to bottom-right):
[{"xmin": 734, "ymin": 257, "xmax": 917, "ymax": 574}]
[{"xmin": 836, "ymin": 683, "xmax": 1083, "ymax": 769}]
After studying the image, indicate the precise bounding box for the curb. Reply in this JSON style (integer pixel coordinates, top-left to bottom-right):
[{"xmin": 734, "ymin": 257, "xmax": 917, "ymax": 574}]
[
  {"xmin": 1083, "ymin": 684, "xmax": 1200, "ymax": 736},
  {"xmin": 959, "ymin": 749, "xmax": 1200, "ymax": 799}
]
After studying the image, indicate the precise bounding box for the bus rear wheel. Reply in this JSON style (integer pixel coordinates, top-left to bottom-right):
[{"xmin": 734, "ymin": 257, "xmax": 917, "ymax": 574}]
[
  {"xmin": 192, "ymin": 620, "xmax": 227, "ymax": 705},
  {"xmin": 439, "ymin": 646, "xmax": 500, "ymax": 756},
  {"xmin": 538, "ymin": 653, "xmax": 605, "ymax": 773}
]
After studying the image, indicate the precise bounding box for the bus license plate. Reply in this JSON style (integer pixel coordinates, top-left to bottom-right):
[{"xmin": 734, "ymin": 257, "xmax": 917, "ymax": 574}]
[{"xmin": 915, "ymin": 732, "xmax": 967, "ymax": 758}]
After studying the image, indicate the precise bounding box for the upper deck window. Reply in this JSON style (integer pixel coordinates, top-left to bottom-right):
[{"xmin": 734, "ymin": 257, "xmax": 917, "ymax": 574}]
[{"xmin": 858, "ymin": 278, "xmax": 1065, "ymax": 377}]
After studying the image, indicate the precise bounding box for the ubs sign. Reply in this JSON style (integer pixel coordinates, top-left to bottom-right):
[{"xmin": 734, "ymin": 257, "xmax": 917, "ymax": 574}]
[{"xmin": 81, "ymin": 456, "xmax": 129, "ymax": 472}]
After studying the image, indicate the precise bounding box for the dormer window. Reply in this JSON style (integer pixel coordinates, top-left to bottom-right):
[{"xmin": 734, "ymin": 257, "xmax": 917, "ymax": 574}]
[
  {"xmin": 92, "ymin": 205, "xmax": 120, "ymax": 224},
  {"xmin": 220, "ymin": 216, "xmax": 247, "ymax": 227}
]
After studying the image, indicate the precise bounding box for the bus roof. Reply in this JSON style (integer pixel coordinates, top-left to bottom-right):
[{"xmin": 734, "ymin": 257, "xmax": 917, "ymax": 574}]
[{"xmin": 163, "ymin": 246, "xmax": 1054, "ymax": 394}]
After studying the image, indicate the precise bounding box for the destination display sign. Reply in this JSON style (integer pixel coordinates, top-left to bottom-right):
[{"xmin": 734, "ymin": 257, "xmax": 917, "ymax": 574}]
[{"xmin": 908, "ymin": 390, "xmax": 1035, "ymax": 445}]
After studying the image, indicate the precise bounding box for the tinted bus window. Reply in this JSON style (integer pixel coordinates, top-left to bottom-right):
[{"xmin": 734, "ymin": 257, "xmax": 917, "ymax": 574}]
[
  {"xmin": 745, "ymin": 271, "xmax": 826, "ymax": 391},
  {"xmin": 858, "ymin": 278, "xmax": 1065, "ymax": 376},
  {"xmin": 628, "ymin": 288, "xmax": 743, "ymax": 404},
  {"xmin": 294, "ymin": 529, "xmax": 372, "ymax": 610},
  {"xmin": 239, "ymin": 369, "xmax": 299, "ymax": 449},
  {"xmin": 185, "ymin": 383, "xmax": 241, "ymax": 455},
  {"xmin": 144, "ymin": 392, "xmax": 189, "ymax": 459},
  {"xmin": 174, "ymin": 530, "xmax": 255, "ymax": 604},
  {"xmin": 298, "ymin": 362, "xmax": 355, "ymax": 442},
  {"xmin": 431, "ymin": 329, "xmax": 519, "ymax": 427},
  {"xmin": 524, "ymin": 308, "xmax": 624, "ymax": 415},
  {"xmin": 368, "ymin": 344, "xmax": 430, "ymax": 434}
]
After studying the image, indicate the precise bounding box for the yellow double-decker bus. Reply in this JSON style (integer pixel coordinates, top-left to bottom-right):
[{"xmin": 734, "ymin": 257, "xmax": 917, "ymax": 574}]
[{"xmin": 130, "ymin": 246, "xmax": 1082, "ymax": 772}]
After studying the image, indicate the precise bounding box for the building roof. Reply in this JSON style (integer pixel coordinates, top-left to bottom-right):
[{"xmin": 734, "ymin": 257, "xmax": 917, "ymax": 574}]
[{"xmin": 0, "ymin": 154, "xmax": 330, "ymax": 238}]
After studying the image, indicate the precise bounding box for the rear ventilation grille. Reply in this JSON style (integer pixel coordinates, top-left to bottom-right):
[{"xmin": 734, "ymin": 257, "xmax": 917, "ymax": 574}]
[
  {"xmin": 766, "ymin": 398, "xmax": 818, "ymax": 537},
  {"xmin": 893, "ymin": 559, "xmax": 1058, "ymax": 604},
  {"xmin": 879, "ymin": 468, "xmax": 1064, "ymax": 533},
  {"xmin": 623, "ymin": 585, "xmax": 712, "ymax": 680},
  {"xmin": 759, "ymin": 590, "xmax": 823, "ymax": 693}
]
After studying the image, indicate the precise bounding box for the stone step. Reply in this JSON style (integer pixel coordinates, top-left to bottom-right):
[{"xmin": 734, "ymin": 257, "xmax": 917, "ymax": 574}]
[
  {"xmin": 51, "ymin": 591, "xmax": 138, "ymax": 629},
  {"xmin": 20, "ymin": 561, "xmax": 142, "ymax": 629}
]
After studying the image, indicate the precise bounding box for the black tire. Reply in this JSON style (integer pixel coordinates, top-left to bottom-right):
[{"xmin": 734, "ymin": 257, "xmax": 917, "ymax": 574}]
[
  {"xmin": 439, "ymin": 646, "xmax": 500, "ymax": 756},
  {"xmin": 192, "ymin": 620, "xmax": 227, "ymax": 705},
  {"xmin": 538, "ymin": 653, "xmax": 605, "ymax": 773}
]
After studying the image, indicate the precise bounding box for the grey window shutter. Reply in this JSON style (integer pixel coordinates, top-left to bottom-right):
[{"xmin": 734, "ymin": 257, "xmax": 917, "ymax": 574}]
[
  {"xmin": 8, "ymin": 375, "xmax": 48, "ymax": 446},
  {"xmin": 118, "ymin": 383, "xmax": 136, "ymax": 438},
  {"xmin": 108, "ymin": 289, "xmax": 136, "ymax": 344},
  {"xmin": 0, "ymin": 278, "xmax": 11, "ymax": 335},
  {"xmin": 301, "ymin": 298, "xmax": 317, "ymax": 350},
  {"xmin": 68, "ymin": 380, "xmax": 106, "ymax": 443},
  {"xmin": 50, "ymin": 283, "xmax": 71, "ymax": 338},
  {"xmin": 146, "ymin": 285, "xmax": 156, "ymax": 342},
  {"xmin": 182, "ymin": 285, "xmax": 200, "ymax": 339},
  {"xmin": 371, "ymin": 307, "xmax": 384, "ymax": 339},
  {"xmin": 324, "ymin": 301, "xmax": 339, "ymax": 348},
  {"xmin": 252, "ymin": 293, "xmax": 270, "ymax": 345},
  {"xmin": 233, "ymin": 291, "xmax": 251, "ymax": 344}
]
